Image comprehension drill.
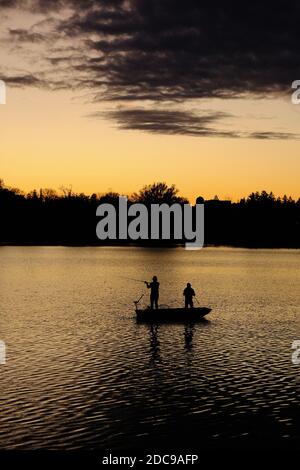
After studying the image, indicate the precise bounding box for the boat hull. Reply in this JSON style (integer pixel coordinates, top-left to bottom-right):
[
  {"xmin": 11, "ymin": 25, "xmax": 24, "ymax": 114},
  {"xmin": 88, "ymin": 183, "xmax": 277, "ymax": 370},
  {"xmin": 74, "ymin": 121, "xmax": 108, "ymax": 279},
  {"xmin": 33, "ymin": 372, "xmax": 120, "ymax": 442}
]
[{"xmin": 135, "ymin": 307, "xmax": 212, "ymax": 323}]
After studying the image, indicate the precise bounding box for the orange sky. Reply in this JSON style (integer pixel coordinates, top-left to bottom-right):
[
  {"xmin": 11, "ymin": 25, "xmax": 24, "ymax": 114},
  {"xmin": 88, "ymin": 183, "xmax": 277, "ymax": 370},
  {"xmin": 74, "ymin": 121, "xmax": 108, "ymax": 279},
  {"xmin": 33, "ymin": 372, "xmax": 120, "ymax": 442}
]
[
  {"xmin": 1, "ymin": 5, "xmax": 300, "ymax": 203},
  {"xmin": 1, "ymin": 87, "xmax": 300, "ymax": 203},
  {"xmin": 1, "ymin": 3, "xmax": 300, "ymax": 204}
]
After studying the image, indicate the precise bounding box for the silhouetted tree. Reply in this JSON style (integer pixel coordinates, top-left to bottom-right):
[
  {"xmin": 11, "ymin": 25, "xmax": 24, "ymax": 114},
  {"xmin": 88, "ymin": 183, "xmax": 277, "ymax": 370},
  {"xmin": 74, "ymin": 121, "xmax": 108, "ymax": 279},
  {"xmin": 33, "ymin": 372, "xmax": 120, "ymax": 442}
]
[
  {"xmin": 98, "ymin": 192, "xmax": 120, "ymax": 204},
  {"xmin": 0, "ymin": 180, "xmax": 299, "ymax": 247},
  {"xmin": 131, "ymin": 182, "xmax": 188, "ymax": 205}
]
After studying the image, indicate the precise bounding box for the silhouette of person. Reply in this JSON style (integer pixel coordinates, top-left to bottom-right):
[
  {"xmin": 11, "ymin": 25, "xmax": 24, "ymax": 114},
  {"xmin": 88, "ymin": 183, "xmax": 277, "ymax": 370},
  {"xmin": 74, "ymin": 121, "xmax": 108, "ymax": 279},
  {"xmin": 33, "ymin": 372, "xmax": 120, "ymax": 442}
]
[
  {"xmin": 183, "ymin": 283, "xmax": 195, "ymax": 308},
  {"xmin": 145, "ymin": 276, "xmax": 160, "ymax": 309}
]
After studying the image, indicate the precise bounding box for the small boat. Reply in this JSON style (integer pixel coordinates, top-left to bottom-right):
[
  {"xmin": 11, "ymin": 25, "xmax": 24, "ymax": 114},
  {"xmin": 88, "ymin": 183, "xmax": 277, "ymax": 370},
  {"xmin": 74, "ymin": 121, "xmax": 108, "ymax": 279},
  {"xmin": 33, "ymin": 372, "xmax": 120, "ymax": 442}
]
[{"xmin": 135, "ymin": 306, "xmax": 212, "ymax": 323}]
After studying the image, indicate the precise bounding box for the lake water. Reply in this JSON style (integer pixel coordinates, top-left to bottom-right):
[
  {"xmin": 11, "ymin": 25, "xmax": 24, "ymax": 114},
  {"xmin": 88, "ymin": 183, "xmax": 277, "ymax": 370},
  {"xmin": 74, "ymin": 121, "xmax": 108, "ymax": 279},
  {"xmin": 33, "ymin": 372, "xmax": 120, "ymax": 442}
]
[{"xmin": 0, "ymin": 246, "xmax": 299, "ymax": 450}]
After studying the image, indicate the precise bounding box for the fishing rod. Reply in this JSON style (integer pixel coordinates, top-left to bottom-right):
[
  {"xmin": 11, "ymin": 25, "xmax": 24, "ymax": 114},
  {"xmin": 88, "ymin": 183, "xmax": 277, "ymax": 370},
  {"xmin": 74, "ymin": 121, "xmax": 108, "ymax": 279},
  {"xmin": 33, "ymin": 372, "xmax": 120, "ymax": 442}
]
[
  {"xmin": 195, "ymin": 295, "xmax": 213, "ymax": 309},
  {"xmin": 118, "ymin": 275, "xmax": 146, "ymax": 283}
]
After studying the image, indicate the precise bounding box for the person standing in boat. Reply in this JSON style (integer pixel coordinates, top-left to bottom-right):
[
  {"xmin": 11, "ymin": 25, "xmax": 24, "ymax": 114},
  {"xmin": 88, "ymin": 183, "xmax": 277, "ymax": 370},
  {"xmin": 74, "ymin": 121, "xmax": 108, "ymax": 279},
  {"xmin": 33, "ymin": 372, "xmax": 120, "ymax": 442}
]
[
  {"xmin": 145, "ymin": 276, "xmax": 160, "ymax": 310},
  {"xmin": 183, "ymin": 283, "xmax": 196, "ymax": 308}
]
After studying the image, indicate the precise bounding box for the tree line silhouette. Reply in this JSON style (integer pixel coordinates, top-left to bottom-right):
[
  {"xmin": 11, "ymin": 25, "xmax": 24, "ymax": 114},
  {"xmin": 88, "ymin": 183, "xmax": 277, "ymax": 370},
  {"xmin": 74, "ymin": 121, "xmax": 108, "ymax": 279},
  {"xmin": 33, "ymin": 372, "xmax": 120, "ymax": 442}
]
[{"xmin": 1, "ymin": 179, "xmax": 299, "ymax": 247}]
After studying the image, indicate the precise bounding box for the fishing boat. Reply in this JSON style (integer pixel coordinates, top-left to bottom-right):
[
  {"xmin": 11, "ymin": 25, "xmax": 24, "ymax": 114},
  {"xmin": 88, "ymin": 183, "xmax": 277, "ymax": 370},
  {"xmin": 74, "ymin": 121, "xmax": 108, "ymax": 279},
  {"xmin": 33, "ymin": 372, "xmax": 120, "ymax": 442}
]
[{"xmin": 135, "ymin": 306, "xmax": 212, "ymax": 323}]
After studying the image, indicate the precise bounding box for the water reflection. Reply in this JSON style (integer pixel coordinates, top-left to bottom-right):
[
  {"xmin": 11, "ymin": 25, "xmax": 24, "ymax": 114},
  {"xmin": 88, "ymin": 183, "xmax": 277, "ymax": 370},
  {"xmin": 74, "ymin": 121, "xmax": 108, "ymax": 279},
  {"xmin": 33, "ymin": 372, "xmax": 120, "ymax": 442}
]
[
  {"xmin": 147, "ymin": 319, "xmax": 211, "ymax": 362},
  {"xmin": 184, "ymin": 323, "xmax": 194, "ymax": 351},
  {"xmin": 149, "ymin": 323, "xmax": 161, "ymax": 364},
  {"xmin": 0, "ymin": 246, "xmax": 300, "ymax": 450}
]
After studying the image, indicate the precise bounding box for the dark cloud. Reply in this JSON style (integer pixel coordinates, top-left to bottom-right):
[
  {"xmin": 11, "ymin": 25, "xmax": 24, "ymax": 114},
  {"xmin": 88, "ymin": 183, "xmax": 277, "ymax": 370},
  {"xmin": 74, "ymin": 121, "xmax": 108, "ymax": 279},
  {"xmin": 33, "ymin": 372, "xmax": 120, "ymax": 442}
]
[
  {"xmin": 101, "ymin": 108, "xmax": 237, "ymax": 137},
  {"xmin": 90, "ymin": 108, "xmax": 299, "ymax": 139},
  {"xmin": 249, "ymin": 132, "xmax": 299, "ymax": 140},
  {"xmin": 0, "ymin": 0, "xmax": 17, "ymax": 7},
  {"xmin": 1, "ymin": 0, "xmax": 300, "ymax": 138},
  {"xmin": 9, "ymin": 28, "xmax": 45, "ymax": 42},
  {"xmin": 0, "ymin": 0, "xmax": 123, "ymax": 12},
  {"xmin": 59, "ymin": 0, "xmax": 300, "ymax": 101},
  {"xmin": 1, "ymin": 73, "xmax": 46, "ymax": 87}
]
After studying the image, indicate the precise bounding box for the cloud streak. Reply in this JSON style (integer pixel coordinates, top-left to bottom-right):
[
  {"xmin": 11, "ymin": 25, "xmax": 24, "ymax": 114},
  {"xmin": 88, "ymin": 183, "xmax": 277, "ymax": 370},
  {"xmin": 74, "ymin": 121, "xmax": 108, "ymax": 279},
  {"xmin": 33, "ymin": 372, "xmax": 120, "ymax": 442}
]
[
  {"xmin": 91, "ymin": 108, "xmax": 299, "ymax": 139},
  {"xmin": 101, "ymin": 109, "xmax": 237, "ymax": 137},
  {"xmin": 8, "ymin": 28, "xmax": 45, "ymax": 42}
]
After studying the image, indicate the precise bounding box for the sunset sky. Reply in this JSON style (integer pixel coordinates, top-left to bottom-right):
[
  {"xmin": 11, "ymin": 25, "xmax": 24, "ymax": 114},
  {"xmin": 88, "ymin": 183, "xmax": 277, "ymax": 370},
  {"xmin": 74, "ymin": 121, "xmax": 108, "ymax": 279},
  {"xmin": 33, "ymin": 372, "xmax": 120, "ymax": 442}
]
[{"xmin": 1, "ymin": 1, "xmax": 300, "ymax": 203}]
